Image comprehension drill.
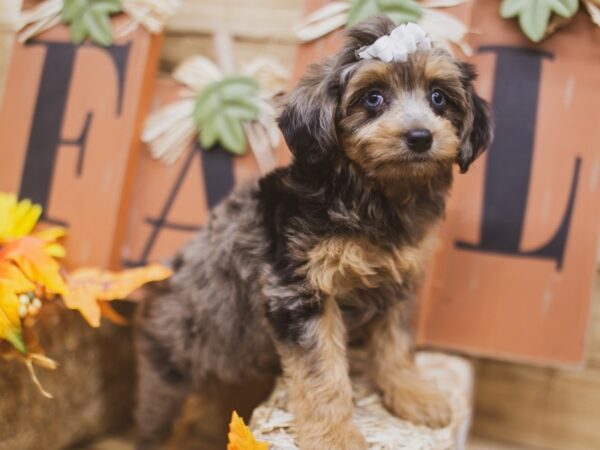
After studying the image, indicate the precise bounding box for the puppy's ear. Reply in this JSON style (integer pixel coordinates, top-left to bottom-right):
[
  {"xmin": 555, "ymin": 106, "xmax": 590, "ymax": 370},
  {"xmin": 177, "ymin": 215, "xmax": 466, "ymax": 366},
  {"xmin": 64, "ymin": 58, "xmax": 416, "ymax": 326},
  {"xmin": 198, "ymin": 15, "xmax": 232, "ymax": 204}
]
[
  {"xmin": 278, "ymin": 59, "xmax": 340, "ymax": 168},
  {"xmin": 457, "ymin": 63, "xmax": 494, "ymax": 173},
  {"xmin": 279, "ymin": 15, "xmax": 397, "ymax": 169}
]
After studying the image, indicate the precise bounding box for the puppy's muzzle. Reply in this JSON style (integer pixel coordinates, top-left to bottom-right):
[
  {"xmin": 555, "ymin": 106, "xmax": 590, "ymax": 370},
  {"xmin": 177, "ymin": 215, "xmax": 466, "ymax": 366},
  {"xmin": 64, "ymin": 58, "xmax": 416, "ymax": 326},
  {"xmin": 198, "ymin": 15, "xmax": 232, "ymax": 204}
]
[{"xmin": 405, "ymin": 128, "xmax": 433, "ymax": 153}]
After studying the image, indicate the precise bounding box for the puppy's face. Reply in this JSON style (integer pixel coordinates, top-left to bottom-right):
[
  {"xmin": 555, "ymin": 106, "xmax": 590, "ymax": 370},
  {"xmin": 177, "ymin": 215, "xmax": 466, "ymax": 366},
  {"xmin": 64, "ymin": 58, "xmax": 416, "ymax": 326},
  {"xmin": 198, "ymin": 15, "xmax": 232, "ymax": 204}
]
[
  {"xmin": 279, "ymin": 16, "xmax": 493, "ymax": 180},
  {"xmin": 339, "ymin": 51, "xmax": 469, "ymax": 180}
]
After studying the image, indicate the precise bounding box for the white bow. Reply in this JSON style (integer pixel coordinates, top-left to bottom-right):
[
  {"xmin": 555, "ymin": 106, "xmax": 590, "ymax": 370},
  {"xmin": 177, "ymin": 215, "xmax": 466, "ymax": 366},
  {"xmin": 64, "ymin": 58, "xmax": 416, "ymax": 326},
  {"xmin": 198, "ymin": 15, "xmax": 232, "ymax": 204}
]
[{"xmin": 357, "ymin": 23, "xmax": 432, "ymax": 63}]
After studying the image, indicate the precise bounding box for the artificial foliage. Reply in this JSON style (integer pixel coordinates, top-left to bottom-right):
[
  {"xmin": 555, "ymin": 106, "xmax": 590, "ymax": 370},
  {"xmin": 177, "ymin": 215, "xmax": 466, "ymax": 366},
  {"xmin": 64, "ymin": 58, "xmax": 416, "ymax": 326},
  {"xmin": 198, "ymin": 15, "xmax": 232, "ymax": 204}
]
[
  {"xmin": 18, "ymin": 0, "xmax": 179, "ymax": 47},
  {"xmin": 62, "ymin": 0, "xmax": 123, "ymax": 46},
  {"xmin": 500, "ymin": 0, "xmax": 579, "ymax": 42},
  {"xmin": 64, "ymin": 264, "xmax": 171, "ymax": 327},
  {"xmin": 295, "ymin": 0, "xmax": 472, "ymax": 55},
  {"xmin": 0, "ymin": 192, "xmax": 172, "ymax": 396},
  {"xmin": 347, "ymin": 0, "xmax": 423, "ymax": 27},
  {"xmin": 194, "ymin": 76, "xmax": 261, "ymax": 155},
  {"xmin": 143, "ymin": 56, "xmax": 287, "ymax": 172}
]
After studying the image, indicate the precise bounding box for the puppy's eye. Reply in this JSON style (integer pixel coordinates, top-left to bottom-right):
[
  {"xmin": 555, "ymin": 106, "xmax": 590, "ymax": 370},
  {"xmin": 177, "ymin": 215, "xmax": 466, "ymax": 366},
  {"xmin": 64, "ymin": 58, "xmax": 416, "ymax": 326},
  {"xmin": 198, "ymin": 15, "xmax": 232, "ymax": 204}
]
[
  {"xmin": 363, "ymin": 91, "xmax": 384, "ymax": 109},
  {"xmin": 430, "ymin": 89, "xmax": 446, "ymax": 109}
]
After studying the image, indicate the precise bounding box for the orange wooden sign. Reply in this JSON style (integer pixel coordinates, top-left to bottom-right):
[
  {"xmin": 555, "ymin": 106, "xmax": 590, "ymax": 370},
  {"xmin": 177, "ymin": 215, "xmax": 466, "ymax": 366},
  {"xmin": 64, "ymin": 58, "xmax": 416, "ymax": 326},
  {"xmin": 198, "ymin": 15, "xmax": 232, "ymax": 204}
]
[
  {"xmin": 0, "ymin": 16, "xmax": 162, "ymax": 270},
  {"xmin": 120, "ymin": 78, "xmax": 290, "ymax": 267},
  {"xmin": 416, "ymin": 4, "xmax": 600, "ymax": 366}
]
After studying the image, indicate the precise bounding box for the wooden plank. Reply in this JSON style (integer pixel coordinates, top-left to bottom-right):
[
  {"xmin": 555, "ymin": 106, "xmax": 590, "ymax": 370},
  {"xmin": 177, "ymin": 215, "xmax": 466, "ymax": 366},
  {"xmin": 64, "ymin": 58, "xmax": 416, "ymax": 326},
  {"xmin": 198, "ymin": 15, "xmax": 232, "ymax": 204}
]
[
  {"xmin": 587, "ymin": 271, "xmax": 600, "ymax": 369},
  {"xmin": 473, "ymin": 362, "xmax": 600, "ymax": 450},
  {"xmin": 166, "ymin": 0, "xmax": 304, "ymax": 43},
  {"xmin": 160, "ymin": 34, "xmax": 297, "ymax": 73}
]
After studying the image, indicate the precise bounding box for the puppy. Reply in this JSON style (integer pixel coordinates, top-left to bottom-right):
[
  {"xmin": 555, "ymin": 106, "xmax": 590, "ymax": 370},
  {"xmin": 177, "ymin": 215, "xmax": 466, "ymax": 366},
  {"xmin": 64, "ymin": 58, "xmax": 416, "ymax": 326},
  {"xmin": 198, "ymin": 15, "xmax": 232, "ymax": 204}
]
[{"xmin": 135, "ymin": 16, "xmax": 493, "ymax": 450}]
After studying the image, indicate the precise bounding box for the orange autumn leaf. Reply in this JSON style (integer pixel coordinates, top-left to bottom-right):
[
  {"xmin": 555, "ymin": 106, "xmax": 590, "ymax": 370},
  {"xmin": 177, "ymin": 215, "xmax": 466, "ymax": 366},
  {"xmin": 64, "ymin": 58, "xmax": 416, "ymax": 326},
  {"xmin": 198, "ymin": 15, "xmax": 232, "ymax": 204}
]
[
  {"xmin": 63, "ymin": 264, "xmax": 172, "ymax": 327},
  {"xmin": 0, "ymin": 237, "xmax": 66, "ymax": 296},
  {"xmin": 97, "ymin": 301, "xmax": 128, "ymax": 326},
  {"xmin": 227, "ymin": 411, "xmax": 269, "ymax": 450}
]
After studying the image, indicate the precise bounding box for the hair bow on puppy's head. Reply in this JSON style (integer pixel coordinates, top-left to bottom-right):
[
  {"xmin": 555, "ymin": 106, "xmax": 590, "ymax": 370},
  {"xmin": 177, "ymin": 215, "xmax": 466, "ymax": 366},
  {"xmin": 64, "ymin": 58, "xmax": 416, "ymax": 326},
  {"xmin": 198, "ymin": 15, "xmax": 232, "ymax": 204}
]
[{"xmin": 357, "ymin": 23, "xmax": 432, "ymax": 63}]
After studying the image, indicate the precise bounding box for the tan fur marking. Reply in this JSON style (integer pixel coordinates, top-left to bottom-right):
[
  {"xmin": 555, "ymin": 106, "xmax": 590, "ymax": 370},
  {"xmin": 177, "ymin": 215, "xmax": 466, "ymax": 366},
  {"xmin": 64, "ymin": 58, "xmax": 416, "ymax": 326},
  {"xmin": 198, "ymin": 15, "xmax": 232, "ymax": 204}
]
[
  {"xmin": 423, "ymin": 52, "xmax": 462, "ymax": 84},
  {"xmin": 368, "ymin": 303, "xmax": 452, "ymax": 428},
  {"xmin": 279, "ymin": 299, "xmax": 367, "ymax": 449},
  {"xmin": 304, "ymin": 236, "xmax": 433, "ymax": 297}
]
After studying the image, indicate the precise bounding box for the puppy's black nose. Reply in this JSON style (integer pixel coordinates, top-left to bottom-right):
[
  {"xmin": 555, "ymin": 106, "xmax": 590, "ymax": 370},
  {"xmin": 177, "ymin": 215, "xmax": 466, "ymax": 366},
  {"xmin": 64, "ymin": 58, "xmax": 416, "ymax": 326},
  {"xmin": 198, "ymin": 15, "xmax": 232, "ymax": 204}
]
[{"xmin": 405, "ymin": 129, "xmax": 433, "ymax": 152}]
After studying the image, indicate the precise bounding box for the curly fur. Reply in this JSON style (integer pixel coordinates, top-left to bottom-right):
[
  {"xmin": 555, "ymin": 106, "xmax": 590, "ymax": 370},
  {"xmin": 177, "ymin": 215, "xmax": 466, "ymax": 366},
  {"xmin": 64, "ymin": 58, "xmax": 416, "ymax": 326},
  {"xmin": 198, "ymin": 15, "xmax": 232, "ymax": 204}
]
[{"xmin": 135, "ymin": 15, "xmax": 493, "ymax": 450}]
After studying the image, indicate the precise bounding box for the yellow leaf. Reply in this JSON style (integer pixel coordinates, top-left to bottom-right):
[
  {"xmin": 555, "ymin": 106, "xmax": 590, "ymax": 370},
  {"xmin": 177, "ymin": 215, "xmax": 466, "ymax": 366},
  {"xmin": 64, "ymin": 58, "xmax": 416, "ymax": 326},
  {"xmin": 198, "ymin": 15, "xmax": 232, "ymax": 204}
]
[
  {"xmin": 33, "ymin": 226, "xmax": 67, "ymax": 258},
  {"xmin": 227, "ymin": 411, "xmax": 269, "ymax": 450},
  {"xmin": 43, "ymin": 242, "xmax": 66, "ymax": 259},
  {"xmin": 0, "ymin": 237, "xmax": 67, "ymax": 296},
  {"xmin": 64, "ymin": 264, "xmax": 172, "ymax": 327},
  {"xmin": 0, "ymin": 193, "xmax": 42, "ymax": 244},
  {"xmin": 0, "ymin": 282, "xmax": 25, "ymax": 354},
  {"xmin": 33, "ymin": 226, "xmax": 67, "ymax": 242},
  {"xmin": 0, "ymin": 261, "xmax": 35, "ymax": 293}
]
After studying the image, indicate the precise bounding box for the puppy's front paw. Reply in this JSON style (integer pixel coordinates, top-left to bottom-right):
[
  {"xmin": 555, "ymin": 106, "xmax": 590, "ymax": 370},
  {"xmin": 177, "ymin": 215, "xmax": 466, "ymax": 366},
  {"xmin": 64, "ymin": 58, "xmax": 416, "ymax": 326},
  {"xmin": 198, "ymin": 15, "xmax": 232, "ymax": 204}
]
[
  {"xmin": 381, "ymin": 378, "xmax": 452, "ymax": 428},
  {"xmin": 298, "ymin": 422, "xmax": 368, "ymax": 450}
]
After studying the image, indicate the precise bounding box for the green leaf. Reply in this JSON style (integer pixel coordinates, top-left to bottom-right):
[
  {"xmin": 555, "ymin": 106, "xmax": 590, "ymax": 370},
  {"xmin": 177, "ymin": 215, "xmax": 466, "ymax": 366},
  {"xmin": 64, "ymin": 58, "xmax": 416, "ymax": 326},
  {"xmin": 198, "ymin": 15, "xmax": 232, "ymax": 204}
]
[
  {"xmin": 70, "ymin": 17, "xmax": 88, "ymax": 45},
  {"xmin": 63, "ymin": 0, "xmax": 87, "ymax": 22},
  {"xmin": 193, "ymin": 87, "xmax": 221, "ymax": 124},
  {"xmin": 219, "ymin": 76, "xmax": 259, "ymax": 99},
  {"xmin": 6, "ymin": 328, "xmax": 26, "ymax": 354},
  {"xmin": 84, "ymin": 8, "xmax": 113, "ymax": 46},
  {"xmin": 347, "ymin": 0, "xmax": 380, "ymax": 26},
  {"xmin": 378, "ymin": 0, "xmax": 422, "ymax": 23},
  {"xmin": 194, "ymin": 75, "xmax": 260, "ymax": 155},
  {"xmin": 199, "ymin": 120, "xmax": 218, "ymax": 149},
  {"xmin": 562, "ymin": 0, "xmax": 579, "ymax": 15},
  {"xmin": 347, "ymin": 0, "xmax": 423, "ymax": 26},
  {"xmin": 217, "ymin": 114, "xmax": 247, "ymax": 155},
  {"xmin": 61, "ymin": 0, "xmax": 122, "ymax": 46},
  {"xmin": 91, "ymin": 2, "xmax": 122, "ymax": 15},
  {"xmin": 225, "ymin": 99, "xmax": 260, "ymax": 120},
  {"xmin": 500, "ymin": 0, "xmax": 580, "ymax": 42}
]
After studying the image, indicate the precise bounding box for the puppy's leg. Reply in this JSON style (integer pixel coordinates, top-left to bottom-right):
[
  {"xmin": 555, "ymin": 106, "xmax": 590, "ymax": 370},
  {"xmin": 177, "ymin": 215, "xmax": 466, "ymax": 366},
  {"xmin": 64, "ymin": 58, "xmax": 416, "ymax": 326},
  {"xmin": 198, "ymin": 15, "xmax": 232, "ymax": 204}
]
[
  {"xmin": 368, "ymin": 303, "xmax": 451, "ymax": 428},
  {"xmin": 135, "ymin": 334, "xmax": 188, "ymax": 450},
  {"xmin": 277, "ymin": 298, "xmax": 367, "ymax": 450}
]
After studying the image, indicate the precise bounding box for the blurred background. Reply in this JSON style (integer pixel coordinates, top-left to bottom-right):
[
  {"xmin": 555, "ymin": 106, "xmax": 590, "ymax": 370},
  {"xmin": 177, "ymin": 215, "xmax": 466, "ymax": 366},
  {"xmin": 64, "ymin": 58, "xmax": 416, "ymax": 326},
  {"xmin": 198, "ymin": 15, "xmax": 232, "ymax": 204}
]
[{"xmin": 0, "ymin": 1, "xmax": 599, "ymax": 449}]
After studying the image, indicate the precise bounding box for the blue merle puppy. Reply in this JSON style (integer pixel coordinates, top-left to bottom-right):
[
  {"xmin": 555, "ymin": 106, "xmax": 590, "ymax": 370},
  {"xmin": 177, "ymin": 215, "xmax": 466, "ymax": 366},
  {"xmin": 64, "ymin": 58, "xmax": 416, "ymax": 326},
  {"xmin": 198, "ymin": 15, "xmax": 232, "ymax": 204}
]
[{"xmin": 135, "ymin": 15, "xmax": 493, "ymax": 450}]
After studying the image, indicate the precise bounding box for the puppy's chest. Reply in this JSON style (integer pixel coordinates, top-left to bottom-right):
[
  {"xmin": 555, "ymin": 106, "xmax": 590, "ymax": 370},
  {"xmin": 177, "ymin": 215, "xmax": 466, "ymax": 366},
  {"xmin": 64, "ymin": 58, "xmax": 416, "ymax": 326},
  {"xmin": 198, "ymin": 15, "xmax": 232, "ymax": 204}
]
[{"xmin": 303, "ymin": 235, "xmax": 432, "ymax": 299}]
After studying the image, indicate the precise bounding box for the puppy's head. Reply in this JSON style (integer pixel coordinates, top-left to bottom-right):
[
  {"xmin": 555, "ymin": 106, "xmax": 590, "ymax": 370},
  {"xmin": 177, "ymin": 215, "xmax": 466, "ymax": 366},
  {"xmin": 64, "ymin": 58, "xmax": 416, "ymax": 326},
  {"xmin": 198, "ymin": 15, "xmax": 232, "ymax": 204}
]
[{"xmin": 279, "ymin": 16, "xmax": 493, "ymax": 181}]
